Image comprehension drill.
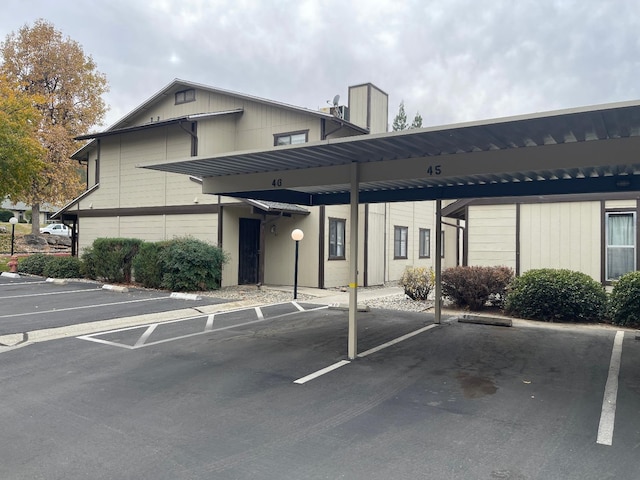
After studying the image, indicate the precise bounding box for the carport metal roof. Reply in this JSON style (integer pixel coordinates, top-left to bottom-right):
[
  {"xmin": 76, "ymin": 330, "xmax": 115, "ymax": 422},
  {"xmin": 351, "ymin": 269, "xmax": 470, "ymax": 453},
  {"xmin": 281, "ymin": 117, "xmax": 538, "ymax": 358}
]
[
  {"xmin": 140, "ymin": 99, "xmax": 640, "ymax": 360},
  {"xmin": 141, "ymin": 99, "xmax": 640, "ymax": 204}
]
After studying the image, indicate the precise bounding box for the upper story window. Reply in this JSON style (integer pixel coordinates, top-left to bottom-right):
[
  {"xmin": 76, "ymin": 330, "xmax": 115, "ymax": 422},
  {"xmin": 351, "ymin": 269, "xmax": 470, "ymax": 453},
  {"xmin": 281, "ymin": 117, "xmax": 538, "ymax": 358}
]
[
  {"xmin": 175, "ymin": 89, "xmax": 196, "ymax": 105},
  {"xmin": 274, "ymin": 130, "xmax": 308, "ymax": 146},
  {"xmin": 606, "ymin": 211, "xmax": 636, "ymax": 281}
]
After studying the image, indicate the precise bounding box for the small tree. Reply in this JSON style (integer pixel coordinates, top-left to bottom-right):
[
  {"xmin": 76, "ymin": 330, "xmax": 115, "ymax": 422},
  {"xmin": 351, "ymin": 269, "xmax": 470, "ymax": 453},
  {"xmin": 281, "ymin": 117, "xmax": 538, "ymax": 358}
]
[
  {"xmin": 0, "ymin": 75, "xmax": 44, "ymax": 200},
  {"xmin": 1, "ymin": 19, "xmax": 109, "ymax": 233},
  {"xmin": 392, "ymin": 101, "xmax": 408, "ymax": 131}
]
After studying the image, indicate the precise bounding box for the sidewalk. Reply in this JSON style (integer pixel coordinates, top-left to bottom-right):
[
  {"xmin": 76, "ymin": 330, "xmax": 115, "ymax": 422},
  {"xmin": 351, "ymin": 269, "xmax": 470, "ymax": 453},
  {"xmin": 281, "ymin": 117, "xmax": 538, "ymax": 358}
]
[{"xmin": 261, "ymin": 284, "xmax": 405, "ymax": 307}]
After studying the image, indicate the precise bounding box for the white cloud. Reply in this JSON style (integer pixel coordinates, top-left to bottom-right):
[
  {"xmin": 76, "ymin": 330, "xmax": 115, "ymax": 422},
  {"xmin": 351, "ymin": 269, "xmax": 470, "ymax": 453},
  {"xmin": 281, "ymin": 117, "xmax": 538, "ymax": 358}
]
[{"xmin": 1, "ymin": 0, "xmax": 640, "ymax": 128}]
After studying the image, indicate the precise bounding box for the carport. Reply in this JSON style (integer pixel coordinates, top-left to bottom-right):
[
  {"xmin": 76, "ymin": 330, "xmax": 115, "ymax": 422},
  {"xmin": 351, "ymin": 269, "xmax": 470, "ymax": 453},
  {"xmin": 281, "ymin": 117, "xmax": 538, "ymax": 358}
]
[{"xmin": 141, "ymin": 99, "xmax": 640, "ymax": 360}]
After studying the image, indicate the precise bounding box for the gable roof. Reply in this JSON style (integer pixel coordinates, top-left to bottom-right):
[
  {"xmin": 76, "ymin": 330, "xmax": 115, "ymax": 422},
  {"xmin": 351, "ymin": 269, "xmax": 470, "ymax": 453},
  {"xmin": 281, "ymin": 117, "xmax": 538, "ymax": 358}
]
[{"xmin": 71, "ymin": 79, "xmax": 369, "ymax": 159}]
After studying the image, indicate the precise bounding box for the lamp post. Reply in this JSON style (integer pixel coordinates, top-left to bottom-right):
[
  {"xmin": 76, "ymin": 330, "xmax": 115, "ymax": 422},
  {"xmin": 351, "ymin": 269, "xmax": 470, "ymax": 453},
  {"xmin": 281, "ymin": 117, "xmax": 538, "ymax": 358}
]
[
  {"xmin": 291, "ymin": 228, "xmax": 304, "ymax": 299},
  {"xmin": 9, "ymin": 217, "xmax": 18, "ymax": 256}
]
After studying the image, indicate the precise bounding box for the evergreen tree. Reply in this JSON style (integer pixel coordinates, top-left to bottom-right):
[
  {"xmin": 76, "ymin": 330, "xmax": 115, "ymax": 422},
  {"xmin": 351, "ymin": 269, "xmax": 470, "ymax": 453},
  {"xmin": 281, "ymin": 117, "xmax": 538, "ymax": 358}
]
[
  {"xmin": 392, "ymin": 101, "xmax": 408, "ymax": 131},
  {"xmin": 411, "ymin": 112, "xmax": 423, "ymax": 129}
]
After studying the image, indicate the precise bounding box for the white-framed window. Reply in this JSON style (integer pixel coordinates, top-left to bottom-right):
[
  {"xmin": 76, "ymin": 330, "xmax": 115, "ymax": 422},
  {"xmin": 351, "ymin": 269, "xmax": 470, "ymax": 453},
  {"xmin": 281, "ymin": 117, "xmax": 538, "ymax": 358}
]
[
  {"xmin": 606, "ymin": 211, "xmax": 636, "ymax": 281},
  {"xmin": 394, "ymin": 226, "xmax": 408, "ymax": 259},
  {"xmin": 419, "ymin": 228, "xmax": 430, "ymax": 258},
  {"xmin": 329, "ymin": 218, "xmax": 345, "ymax": 259},
  {"xmin": 274, "ymin": 131, "xmax": 308, "ymax": 146},
  {"xmin": 175, "ymin": 89, "xmax": 195, "ymax": 104}
]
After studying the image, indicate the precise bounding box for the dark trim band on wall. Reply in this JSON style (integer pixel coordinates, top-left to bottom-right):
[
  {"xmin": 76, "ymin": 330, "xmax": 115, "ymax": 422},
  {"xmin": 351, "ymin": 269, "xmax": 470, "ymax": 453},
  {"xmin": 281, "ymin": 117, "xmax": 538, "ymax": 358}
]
[
  {"xmin": 364, "ymin": 203, "xmax": 369, "ymax": 287},
  {"xmin": 74, "ymin": 204, "xmax": 220, "ymax": 218},
  {"xmin": 515, "ymin": 203, "xmax": 521, "ymax": 276},
  {"xmin": 463, "ymin": 205, "xmax": 469, "ymax": 266},
  {"xmin": 600, "ymin": 201, "xmax": 606, "ymax": 285},
  {"xmin": 318, "ymin": 205, "xmax": 325, "ymax": 289}
]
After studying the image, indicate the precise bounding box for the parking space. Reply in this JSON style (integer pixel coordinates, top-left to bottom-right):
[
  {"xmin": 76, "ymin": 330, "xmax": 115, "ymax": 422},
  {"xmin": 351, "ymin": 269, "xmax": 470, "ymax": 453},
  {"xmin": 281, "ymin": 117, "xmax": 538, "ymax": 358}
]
[
  {"xmin": 78, "ymin": 301, "xmax": 327, "ymax": 349},
  {"xmin": 0, "ymin": 275, "xmax": 227, "ymax": 335},
  {"xmin": 0, "ymin": 276, "xmax": 638, "ymax": 478}
]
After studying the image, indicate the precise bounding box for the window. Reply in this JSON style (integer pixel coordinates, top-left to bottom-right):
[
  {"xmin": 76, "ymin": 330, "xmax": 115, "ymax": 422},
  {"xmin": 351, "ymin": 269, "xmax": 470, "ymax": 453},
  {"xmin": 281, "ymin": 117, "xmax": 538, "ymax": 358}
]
[
  {"xmin": 606, "ymin": 211, "xmax": 636, "ymax": 281},
  {"xmin": 419, "ymin": 228, "xmax": 430, "ymax": 258},
  {"xmin": 175, "ymin": 89, "xmax": 195, "ymax": 104},
  {"xmin": 329, "ymin": 218, "xmax": 346, "ymax": 259},
  {"xmin": 394, "ymin": 226, "xmax": 408, "ymax": 259},
  {"xmin": 274, "ymin": 131, "xmax": 308, "ymax": 146}
]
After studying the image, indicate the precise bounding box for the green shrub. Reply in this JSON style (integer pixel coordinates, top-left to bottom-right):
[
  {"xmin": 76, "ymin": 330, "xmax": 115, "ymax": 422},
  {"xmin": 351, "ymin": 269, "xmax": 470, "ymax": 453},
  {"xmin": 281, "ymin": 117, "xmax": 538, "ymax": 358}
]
[
  {"xmin": 158, "ymin": 237, "xmax": 227, "ymax": 292},
  {"xmin": 609, "ymin": 271, "xmax": 640, "ymax": 327},
  {"xmin": 132, "ymin": 241, "xmax": 167, "ymax": 289},
  {"xmin": 0, "ymin": 209, "xmax": 14, "ymax": 222},
  {"xmin": 85, "ymin": 238, "xmax": 143, "ymax": 283},
  {"xmin": 441, "ymin": 265, "xmax": 514, "ymax": 310},
  {"xmin": 505, "ymin": 268, "xmax": 607, "ymax": 322},
  {"xmin": 17, "ymin": 253, "xmax": 54, "ymax": 276},
  {"xmin": 399, "ymin": 266, "xmax": 434, "ymax": 300},
  {"xmin": 80, "ymin": 247, "xmax": 97, "ymax": 279},
  {"xmin": 42, "ymin": 256, "xmax": 82, "ymax": 278}
]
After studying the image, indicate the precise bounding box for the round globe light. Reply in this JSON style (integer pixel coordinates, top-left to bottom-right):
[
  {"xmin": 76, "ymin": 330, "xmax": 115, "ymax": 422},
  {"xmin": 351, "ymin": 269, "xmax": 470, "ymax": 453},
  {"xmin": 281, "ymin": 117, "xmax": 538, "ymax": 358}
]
[
  {"xmin": 9, "ymin": 217, "xmax": 18, "ymax": 225},
  {"xmin": 291, "ymin": 229, "xmax": 304, "ymax": 241}
]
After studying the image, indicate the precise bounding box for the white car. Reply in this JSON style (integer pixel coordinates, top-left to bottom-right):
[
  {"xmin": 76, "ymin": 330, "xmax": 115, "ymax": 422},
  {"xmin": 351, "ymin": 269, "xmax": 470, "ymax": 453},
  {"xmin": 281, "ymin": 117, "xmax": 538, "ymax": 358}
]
[{"xmin": 40, "ymin": 223, "xmax": 72, "ymax": 237}]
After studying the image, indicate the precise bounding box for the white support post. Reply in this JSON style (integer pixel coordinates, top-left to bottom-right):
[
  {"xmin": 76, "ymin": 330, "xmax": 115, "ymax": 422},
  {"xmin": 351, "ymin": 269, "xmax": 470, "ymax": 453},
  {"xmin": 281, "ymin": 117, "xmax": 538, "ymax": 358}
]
[
  {"xmin": 348, "ymin": 162, "xmax": 359, "ymax": 360},
  {"xmin": 435, "ymin": 200, "xmax": 442, "ymax": 324}
]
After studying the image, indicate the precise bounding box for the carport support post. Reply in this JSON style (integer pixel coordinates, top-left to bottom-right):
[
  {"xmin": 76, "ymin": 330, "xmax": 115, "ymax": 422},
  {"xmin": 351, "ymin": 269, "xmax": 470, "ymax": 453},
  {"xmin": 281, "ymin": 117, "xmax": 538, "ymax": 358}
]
[
  {"xmin": 435, "ymin": 200, "xmax": 442, "ymax": 324},
  {"xmin": 348, "ymin": 162, "xmax": 359, "ymax": 360}
]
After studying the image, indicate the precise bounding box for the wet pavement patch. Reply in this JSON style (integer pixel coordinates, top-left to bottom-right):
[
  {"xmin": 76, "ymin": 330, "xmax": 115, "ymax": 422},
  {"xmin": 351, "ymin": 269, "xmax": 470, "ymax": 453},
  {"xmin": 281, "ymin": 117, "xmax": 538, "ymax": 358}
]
[{"xmin": 456, "ymin": 371, "xmax": 498, "ymax": 398}]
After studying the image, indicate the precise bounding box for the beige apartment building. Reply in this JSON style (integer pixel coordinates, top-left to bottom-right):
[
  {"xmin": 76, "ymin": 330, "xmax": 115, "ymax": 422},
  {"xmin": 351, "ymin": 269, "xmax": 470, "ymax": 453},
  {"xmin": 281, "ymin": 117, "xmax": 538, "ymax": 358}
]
[
  {"xmin": 443, "ymin": 193, "xmax": 639, "ymax": 285},
  {"xmin": 57, "ymin": 79, "xmax": 457, "ymax": 288}
]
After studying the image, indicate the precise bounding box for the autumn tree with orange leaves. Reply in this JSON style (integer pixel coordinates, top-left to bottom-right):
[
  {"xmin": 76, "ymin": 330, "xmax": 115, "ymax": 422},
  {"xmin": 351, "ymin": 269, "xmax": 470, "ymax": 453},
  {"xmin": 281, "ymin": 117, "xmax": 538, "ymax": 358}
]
[
  {"xmin": 0, "ymin": 19, "xmax": 108, "ymax": 232},
  {"xmin": 0, "ymin": 76, "xmax": 45, "ymax": 199}
]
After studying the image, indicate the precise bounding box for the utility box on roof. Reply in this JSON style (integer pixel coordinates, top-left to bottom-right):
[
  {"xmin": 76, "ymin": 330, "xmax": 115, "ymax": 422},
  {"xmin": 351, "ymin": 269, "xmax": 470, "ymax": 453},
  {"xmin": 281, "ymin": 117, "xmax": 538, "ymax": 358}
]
[{"xmin": 348, "ymin": 83, "xmax": 389, "ymax": 134}]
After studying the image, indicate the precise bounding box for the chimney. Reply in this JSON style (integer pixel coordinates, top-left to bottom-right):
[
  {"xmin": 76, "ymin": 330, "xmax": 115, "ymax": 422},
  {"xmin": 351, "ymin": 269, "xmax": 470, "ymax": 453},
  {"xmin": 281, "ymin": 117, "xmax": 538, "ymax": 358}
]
[{"xmin": 348, "ymin": 83, "xmax": 389, "ymax": 134}]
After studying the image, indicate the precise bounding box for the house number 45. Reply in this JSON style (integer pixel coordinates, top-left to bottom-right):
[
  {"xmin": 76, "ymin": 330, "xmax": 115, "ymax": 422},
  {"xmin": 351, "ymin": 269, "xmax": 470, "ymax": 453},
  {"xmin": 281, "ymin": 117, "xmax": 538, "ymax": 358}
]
[{"xmin": 427, "ymin": 165, "xmax": 442, "ymax": 175}]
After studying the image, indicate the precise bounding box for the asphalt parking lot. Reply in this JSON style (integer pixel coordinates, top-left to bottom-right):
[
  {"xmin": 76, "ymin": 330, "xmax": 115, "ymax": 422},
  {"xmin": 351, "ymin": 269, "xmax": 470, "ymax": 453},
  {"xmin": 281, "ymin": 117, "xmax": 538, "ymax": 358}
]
[{"xmin": 0, "ymin": 275, "xmax": 639, "ymax": 479}]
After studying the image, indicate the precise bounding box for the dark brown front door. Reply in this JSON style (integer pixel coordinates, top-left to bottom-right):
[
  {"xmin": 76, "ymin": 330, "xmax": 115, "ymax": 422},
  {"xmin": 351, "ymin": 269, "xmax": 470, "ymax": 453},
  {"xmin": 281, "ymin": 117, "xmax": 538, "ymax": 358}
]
[{"xmin": 238, "ymin": 218, "xmax": 261, "ymax": 285}]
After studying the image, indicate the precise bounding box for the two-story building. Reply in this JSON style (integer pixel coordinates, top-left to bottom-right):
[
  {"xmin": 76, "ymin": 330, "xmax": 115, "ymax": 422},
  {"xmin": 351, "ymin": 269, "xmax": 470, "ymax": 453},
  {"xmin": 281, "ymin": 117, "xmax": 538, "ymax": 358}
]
[{"xmin": 56, "ymin": 79, "xmax": 458, "ymax": 288}]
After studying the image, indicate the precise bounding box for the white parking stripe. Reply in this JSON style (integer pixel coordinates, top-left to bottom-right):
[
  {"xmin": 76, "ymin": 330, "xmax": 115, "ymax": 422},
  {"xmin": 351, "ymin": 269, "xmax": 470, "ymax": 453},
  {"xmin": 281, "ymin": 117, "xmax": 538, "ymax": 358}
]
[
  {"xmin": 134, "ymin": 324, "xmax": 158, "ymax": 347},
  {"xmin": 0, "ymin": 297, "xmax": 167, "ymax": 319},
  {"xmin": 597, "ymin": 330, "xmax": 625, "ymax": 446},
  {"xmin": 294, "ymin": 360, "xmax": 351, "ymax": 384},
  {"xmin": 255, "ymin": 306, "xmax": 264, "ymax": 320},
  {"xmin": 358, "ymin": 324, "xmax": 439, "ymax": 358},
  {"xmin": 0, "ymin": 288, "xmax": 100, "ymax": 300},
  {"xmin": 205, "ymin": 314, "xmax": 215, "ymax": 331}
]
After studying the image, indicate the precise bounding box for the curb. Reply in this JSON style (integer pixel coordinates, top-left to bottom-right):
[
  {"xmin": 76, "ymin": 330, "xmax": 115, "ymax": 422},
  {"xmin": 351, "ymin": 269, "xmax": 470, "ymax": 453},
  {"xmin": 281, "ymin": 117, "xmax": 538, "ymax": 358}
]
[
  {"xmin": 1, "ymin": 272, "xmax": 20, "ymax": 278},
  {"xmin": 458, "ymin": 314, "xmax": 512, "ymax": 327},
  {"xmin": 102, "ymin": 284, "xmax": 129, "ymax": 293},
  {"xmin": 328, "ymin": 303, "xmax": 371, "ymax": 312},
  {"xmin": 170, "ymin": 292, "xmax": 202, "ymax": 301},
  {"xmin": 46, "ymin": 278, "xmax": 68, "ymax": 285}
]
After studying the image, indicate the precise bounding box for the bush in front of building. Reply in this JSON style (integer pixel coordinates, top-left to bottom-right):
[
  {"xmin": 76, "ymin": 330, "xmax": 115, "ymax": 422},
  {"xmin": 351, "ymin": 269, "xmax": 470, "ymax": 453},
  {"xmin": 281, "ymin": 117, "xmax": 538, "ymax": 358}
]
[
  {"xmin": 157, "ymin": 237, "xmax": 228, "ymax": 292},
  {"xmin": 442, "ymin": 265, "xmax": 514, "ymax": 310},
  {"xmin": 399, "ymin": 266, "xmax": 435, "ymax": 300},
  {"xmin": 131, "ymin": 241, "xmax": 166, "ymax": 289},
  {"xmin": 609, "ymin": 271, "xmax": 640, "ymax": 327},
  {"xmin": 42, "ymin": 256, "xmax": 82, "ymax": 278},
  {"xmin": 17, "ymin": 253, "xmax": 55, "ymax": 276},
  {"xmin": 0, "ymin": 209, "xmax": 14, "ymax": 222},
  {"xmin": 81, "ymin": 238, "xmax": 143, "ymax": 283},
  {"xmin": 505, "ymin": 268, "xmax": 607, "ymax": 322}
]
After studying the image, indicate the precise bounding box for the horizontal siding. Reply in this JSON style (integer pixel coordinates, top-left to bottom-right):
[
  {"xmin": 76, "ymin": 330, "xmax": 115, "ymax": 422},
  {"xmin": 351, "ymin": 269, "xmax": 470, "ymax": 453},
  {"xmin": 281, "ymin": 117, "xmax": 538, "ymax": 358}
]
[
  {"xmin": 467, "ymin": 205, "xmax": 516, "ymax": 268},
  {"xmin": 520, "ymin": 202, "xmax": 600, "ymax": 281}
]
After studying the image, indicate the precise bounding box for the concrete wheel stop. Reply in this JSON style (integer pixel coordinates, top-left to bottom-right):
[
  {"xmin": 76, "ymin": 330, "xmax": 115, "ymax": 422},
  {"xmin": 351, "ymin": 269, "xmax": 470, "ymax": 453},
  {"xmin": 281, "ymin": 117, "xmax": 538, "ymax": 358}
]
[{"xmin": 458, "ymin": 314, "xmax": 512, "ymax": 327}]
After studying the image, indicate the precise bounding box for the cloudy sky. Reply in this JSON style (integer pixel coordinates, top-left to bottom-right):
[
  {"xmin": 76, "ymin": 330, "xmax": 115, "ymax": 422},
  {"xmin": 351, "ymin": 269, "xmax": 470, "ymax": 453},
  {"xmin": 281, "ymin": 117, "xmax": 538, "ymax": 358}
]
[{"xmin": 1, "ymin": 0, "xmax": 639, "ymax": 130}]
